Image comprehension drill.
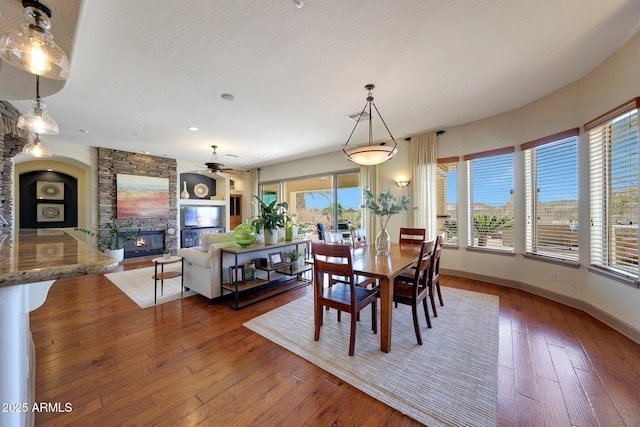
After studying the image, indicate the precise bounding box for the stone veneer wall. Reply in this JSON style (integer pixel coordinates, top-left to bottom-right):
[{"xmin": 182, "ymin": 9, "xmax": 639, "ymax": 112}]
[
  {"xmin": 0, "ymin": 101, "xmax": 28, "ymax": 227},
  {"xmin": 97, "ymin": 148, "xmax": 178, "ymax": 254}
]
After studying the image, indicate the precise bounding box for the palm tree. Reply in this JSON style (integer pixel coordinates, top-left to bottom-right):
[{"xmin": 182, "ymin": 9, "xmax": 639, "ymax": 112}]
[{"xmin": 473, "ymin": 215, "xmax": 514, "ymax": 246}]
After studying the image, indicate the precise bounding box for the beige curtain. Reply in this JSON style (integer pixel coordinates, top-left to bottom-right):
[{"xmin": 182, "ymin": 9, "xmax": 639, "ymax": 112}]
[
  {"xmin": 248, "ymin": 168, "xmax": 259, "ymax": 218},
  {"xmin": 411, "ymin": 132, "xmax": 438, "ymax": 239},
  {"xmin": 359, "ymin": 164, "xmax": 381, "ymax": 241}
]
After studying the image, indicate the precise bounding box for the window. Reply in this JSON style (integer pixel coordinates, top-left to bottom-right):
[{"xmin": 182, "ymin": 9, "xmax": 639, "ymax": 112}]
[
  {"xmin": 464, "ymin": 147, "xmax": 515, "ymax": 251},
  {"xmin": 261, "ymin": 171, "xmax": 360, "ymax": 240},
  {"xmin": 522, "ymin": 129, "xmax": 579, "ymax": 262},
  {"xmin": 437, "ymin": 157, "xmax": 458, "ymax": 244},
  {"xmin": 586, "ymin": 98, "xmax": 640, "ymax": 280}
]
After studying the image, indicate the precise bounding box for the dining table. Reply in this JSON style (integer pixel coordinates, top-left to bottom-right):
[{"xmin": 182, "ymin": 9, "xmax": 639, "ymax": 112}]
[{"xmin": 350, "ymin": 242, "xmax": 422, "ymax": 353}]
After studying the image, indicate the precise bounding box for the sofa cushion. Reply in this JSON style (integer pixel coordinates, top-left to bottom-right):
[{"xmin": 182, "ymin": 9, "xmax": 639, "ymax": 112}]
[{"xmin": 201, "ymin": 232, "xmax": 235, "ymax": 252}]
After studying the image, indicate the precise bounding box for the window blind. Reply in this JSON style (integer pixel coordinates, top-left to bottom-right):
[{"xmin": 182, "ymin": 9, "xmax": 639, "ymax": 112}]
[
  {"xmin": 465, "ymin": 148, "xmax": 514, "ymax": 251},
  {"xmin": 522, "ymin": 129, "xmax": 579, "ymax": 262},
  {"xmin": 437, "ymin": 157, "xmax": 458, "ymax": 244},
  {"xmin": 588, "ymin": 103, "xmax": 639, "ymax": 279}
]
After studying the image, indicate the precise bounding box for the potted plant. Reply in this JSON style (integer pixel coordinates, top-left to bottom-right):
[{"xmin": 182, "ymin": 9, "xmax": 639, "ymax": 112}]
[
  {"xmin": 361, "ymin": 188, "xmax": 415, "ymax": 254},
  {"xmin": 284, "ymin": 248, "xmax": 305, "ymax": 269},
  {"xmin": 251, "ymin": 196, "xmax": 289, "ymax": 245},
  {"xmin": 75, "ymin": 221, "xmax": 140, "ymax": 262}
]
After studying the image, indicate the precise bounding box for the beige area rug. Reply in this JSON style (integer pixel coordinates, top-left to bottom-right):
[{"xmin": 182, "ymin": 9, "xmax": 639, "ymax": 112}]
[
  {"xmin": 105, "ymin": 266, "xmax": 196, "ymax": 309},
  {"xmin": 244, "ymin": 287, "xmax": 499, "ymax": 427}
]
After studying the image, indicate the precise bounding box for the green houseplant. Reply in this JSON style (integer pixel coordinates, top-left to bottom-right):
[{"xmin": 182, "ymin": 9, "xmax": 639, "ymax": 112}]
[
  {"xmin": 361, "ymin": 188, "xmax": 415, "ymax": 254},
  {"xmin": 472, "ymin": 214, "xmax": 513, "ymax": 246},
  {"xmin": 284, "ymin": 248, "xmax": 304, "ymax": 267},
  {"xmin": 251, "ymin": 196, "xmax": 289, "ymax": 245}
]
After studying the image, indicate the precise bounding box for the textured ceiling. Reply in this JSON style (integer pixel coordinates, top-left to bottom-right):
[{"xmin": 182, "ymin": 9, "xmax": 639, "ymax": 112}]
[{"xmin": 2, "ymin": 0, "xmax": 640, "ymax": 169}]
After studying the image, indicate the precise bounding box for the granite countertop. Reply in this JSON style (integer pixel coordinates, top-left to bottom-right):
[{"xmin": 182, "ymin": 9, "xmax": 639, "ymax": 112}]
[{"xmin": 0, "ymin": 228, "xmax": 119, "ymax": 287}]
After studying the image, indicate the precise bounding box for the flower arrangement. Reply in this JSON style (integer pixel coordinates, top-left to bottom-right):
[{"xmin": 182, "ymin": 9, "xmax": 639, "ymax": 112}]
[{"xmin": 361, "ymin": 188, "xmax": 415, "ymax": 253}]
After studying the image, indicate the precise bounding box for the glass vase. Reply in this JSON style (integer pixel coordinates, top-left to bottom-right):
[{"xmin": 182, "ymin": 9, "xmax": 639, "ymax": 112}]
[
  {"xmin": 375, "ymin": 227, "xmax": 391, "ymax": 254},
  {"xmin": 233, "ymin": 219, "xmax": 257, "ymax": 247}
]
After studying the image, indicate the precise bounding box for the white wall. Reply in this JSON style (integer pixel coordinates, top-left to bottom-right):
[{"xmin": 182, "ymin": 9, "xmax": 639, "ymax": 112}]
[{"xmin": 259, "ymin": 30, "xmax": 640, "ymax": 340}]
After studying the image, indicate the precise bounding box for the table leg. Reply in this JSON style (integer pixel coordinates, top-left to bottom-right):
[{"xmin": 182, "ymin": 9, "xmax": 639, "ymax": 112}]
[
  {"xmin": 379, "ymin": 277, "xmax": 392, "ymax": 352},
  {"xmin": 181, "ymin": 258, "xmax": 184, "ymax": 297},
  {"xmin": 160, "ymin": 262, "xmax": 165, "ymax": 296},
  {"xmin": 154, "ymin": 261, "xmax": 158, "ymax": 304}
]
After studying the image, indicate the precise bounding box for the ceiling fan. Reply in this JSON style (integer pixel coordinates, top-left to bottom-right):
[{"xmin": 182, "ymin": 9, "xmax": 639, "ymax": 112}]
[{"xmin": 205, "ymin": 145, "xmax": 237, "ymax": 175}]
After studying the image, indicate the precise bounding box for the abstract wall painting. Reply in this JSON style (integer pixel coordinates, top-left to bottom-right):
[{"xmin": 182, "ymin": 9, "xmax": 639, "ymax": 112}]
[{"xmin": 116, "ymin": 174, "xmax": 170, "ymax": 219}]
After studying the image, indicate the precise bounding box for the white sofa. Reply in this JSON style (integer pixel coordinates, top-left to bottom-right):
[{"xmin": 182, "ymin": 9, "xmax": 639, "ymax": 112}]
[{"xmin": 178, "ymin": 232, "xmax": 257, "ymax": 300}]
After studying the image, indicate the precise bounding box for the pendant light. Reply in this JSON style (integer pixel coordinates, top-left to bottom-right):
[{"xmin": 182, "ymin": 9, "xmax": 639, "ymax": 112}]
[
  {"xmin": 0, "ymin": 0, "xmax": 71, "ymax": 80},
  {"xmin": 343, "ymin": 84, "xmax": 398, "ymax": 166},
  {"xmin": 18, "ymin": 75, "xmax": 59, "ymax": 135},
  {"xmin": 22, "ymin": 134, "xmax": 52, "ymax": 158}
]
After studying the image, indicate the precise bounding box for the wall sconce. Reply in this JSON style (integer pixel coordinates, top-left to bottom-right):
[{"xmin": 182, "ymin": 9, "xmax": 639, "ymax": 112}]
[{"xmin": 395, "ymin": 180, "xmax": 410, "ymax": 188}]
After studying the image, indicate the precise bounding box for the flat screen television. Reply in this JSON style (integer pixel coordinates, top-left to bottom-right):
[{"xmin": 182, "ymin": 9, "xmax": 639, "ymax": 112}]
[{"xmin": 182, "ymin": 206, "xmax": 221, "ymax": 228}]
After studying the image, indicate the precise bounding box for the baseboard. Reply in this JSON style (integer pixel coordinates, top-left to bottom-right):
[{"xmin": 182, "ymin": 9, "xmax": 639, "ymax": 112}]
[{"xmin": 441, "ymin": 268, "xmax": 640, "ymax": 344}]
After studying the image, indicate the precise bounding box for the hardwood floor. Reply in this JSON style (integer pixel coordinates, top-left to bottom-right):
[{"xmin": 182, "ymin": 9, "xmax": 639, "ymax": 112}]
[{"xmin": 29, "ymin": 261, "xmax": 640, "ymax": 426}]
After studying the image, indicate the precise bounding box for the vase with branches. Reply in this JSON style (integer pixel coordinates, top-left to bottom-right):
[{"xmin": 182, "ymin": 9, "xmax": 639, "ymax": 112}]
[
  {"xmin": 75, "ymin": 221, "xmax": 140, "ymax": 262},
  {"xmin": 361, "ymin": 188, "xmax": 416, "ymax": 254}
]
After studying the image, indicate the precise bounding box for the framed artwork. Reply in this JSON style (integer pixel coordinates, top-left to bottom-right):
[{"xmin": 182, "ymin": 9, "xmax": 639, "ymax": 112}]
[
  {"xmin": 229, "ymin": 265, "xmax": 245, "ymax": 284},
  {"xmin": 268, "ymin": 251, "xmax": 285, "ymax": 267},
  {"xmin": 116, "ymin": 174, "xmax": 170, "ymax": 219},
  {"xmin": 36, "ymin": 181, "xmax": 64, "ymax": 200},
  {"xmin": 37, "ymin": 204, "xmax": 64, "ymax": 222}
]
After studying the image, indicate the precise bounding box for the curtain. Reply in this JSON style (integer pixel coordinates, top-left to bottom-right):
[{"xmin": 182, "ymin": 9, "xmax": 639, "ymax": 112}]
[
  {"xmin": 248, "ymin": 168, "xmax": 259, "ymax": 218},
  {"xmin": 411, "ymin": 132, "xmax": 438, "ymax": 239},
  {"xmin": 359, "ymin": 164, "xmax": 381, "ymax": 241}
]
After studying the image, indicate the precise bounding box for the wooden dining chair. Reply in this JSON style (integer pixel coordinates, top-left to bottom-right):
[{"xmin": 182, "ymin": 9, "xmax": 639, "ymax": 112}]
[
  {"xmin": 399, "ymin": 228, "xmax": 426, "ymax": 246},
  {"xmin": 312, "ymin": 242, "xmax": 378, "ymax": 356},
  {"xmin": 392, "ymin": 240, "xmax": 435, "ymax": 345},
  {"xmin": 350, "ymin": 229, "xmax": 367, "ymax": 249},
  {"xmin": 428, "ymin": 233, "xmax": 445, "ymax": 317}
]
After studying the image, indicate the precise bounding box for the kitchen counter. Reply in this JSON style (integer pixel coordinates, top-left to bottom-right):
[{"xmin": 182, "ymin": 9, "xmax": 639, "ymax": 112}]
[
  {"xmin": 0, "ymin": 228, "xmax": 118, "ymax": 287},
  {"xmin": 0, "ymin": 228, "xmax": 117, "ymax": 427}
]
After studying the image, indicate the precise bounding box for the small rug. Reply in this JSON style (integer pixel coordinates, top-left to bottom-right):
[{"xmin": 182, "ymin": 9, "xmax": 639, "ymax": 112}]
[
  {"xmin": 244, "ymin": 287, "xmax": 499, "ymax": 427},
  {"xmin": 105, "ymin": 266, "xmax": 196, "ymax": 309}
]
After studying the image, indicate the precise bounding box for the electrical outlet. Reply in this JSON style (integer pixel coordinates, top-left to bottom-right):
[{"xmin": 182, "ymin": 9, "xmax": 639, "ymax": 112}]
[{"xmin": 550, "ymin": 272, "xmax": 556, "ymax": 281}]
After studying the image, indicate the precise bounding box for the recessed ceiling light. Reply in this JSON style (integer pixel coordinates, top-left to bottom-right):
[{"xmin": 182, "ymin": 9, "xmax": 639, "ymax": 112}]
[
  {"xmin": 221, "ymin": 93, "xmax": 236, "ymax": 101},
  {"xmin": 188, "ymin": 126, "xmax": 199, "ymax": 131},
  {"xmin": 223, "ymin": 154, "xmax": 239, "ymax": 158},
  {"xmin": 78, "ymin": 129, "xmax": 89, "ymax": 134}
]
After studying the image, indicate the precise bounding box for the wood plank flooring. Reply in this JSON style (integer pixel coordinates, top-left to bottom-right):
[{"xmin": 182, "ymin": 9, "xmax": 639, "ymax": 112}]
[{"xmin": 28, "ymin": 261, "xmax": 640, "ymax": 426}]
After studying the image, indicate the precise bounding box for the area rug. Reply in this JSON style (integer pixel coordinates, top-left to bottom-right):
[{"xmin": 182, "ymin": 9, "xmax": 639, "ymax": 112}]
[
  {"xmin": 244, "ymin": 287, "xmax": 499, "ymax": 427},
  {"xmin": 105, "ymin": 266, "xmax": 196, "ymax": 309}
]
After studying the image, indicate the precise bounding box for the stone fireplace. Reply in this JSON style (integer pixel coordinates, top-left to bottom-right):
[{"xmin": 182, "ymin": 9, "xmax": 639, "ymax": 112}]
[{"xmin": 121, "ymin": 230, "xmax": 165, "ymax": 259}]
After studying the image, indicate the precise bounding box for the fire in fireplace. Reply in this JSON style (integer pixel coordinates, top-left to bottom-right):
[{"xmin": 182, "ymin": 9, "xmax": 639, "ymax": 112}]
[{"xmin": 120, "ymin": 230, "xmax": 165, "ymax": 259}]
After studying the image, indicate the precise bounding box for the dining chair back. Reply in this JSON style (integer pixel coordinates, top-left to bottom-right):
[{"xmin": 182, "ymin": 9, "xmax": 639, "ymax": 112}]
[
  {"xmin": 312, "ymin": 242, "xmax": 378, "ymax": 356},
  {"xmin": 350, "ymin": 229, "xmax": 368, "ymax": 249},
  {"xmin": 324, "ymin": 232, "xmax": 345, "ymax": 244},
  {"xmin": 392, "ymin": 240, "xmax": 435, "ymax": 345},
  {"xmin": 399, "ymin": 228, "xmax": 426, "ymax": 246},
  {"xmin": 428, "ymin": 233, "xmax": 445, "ymax": 316}
]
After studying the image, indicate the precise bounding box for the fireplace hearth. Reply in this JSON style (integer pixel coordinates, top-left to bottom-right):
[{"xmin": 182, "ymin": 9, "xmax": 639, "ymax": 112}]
[{"xmin": 121, "ymin": 230, "xmax": 165, "ymax": 259}]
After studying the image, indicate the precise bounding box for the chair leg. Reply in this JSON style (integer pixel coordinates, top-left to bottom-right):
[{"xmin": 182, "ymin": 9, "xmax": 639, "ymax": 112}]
[
  {"xmin": 436, "ymin": 280, "xmax": 444, "ymax": 306},
  {"xmin": 314, "ymin": 303, "xmax": 323, "ymax": 341},
  {"xmin": 422, "ymin": 298, "xmax": 432, "ymax": 328},
  {"xmin": 429, "ymin": 282, "xmax": 438, "ymax": 317},
  {"xmin": 349, "ymin": 310, "xmax": 357, "ymax": 356},
  {"xmin": 372, "ymin": 300, "xmax": 377, "ymax": 334},
  {"xmin": 411, "ymin": 303, "xmax": 423, "ymax": 345}
]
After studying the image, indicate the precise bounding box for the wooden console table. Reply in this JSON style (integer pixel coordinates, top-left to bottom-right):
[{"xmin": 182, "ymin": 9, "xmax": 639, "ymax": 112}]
[{"xmin": 220, "ymin": 238, "xmax": 311, "ymax": 310}]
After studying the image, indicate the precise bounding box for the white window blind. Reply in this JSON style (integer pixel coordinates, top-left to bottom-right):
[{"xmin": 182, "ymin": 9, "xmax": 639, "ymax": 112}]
[
  {"xmin": 586, "ymin": 98, "xmax": 640, "ymax": 280},
  {"xmin": 464, "ymin": 147, "xmax": 515, "ymax": 251},
  {"xmin": 437, "ymin": 157, "xmax": 458, "ymax": 245},
  {"xmin": 522, "ymin": 128, "xmax": 579, "ymax": 262}
]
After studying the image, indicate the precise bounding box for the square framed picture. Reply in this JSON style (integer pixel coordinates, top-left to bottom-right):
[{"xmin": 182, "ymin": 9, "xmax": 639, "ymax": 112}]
[
  {"xmin": 268, "ymin": 251, "xmax": 285, "ymax": 267},
  {"xmin": 229, "ymin": 265, "xmax": 245, "ymax": 284},
  {"xmin": 36, "ymin": 181, "xmax": 64, "ymax": 200},
  {"xmin": 36, "ymin": 203, "xmax": 64, "ymax": 222}
]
